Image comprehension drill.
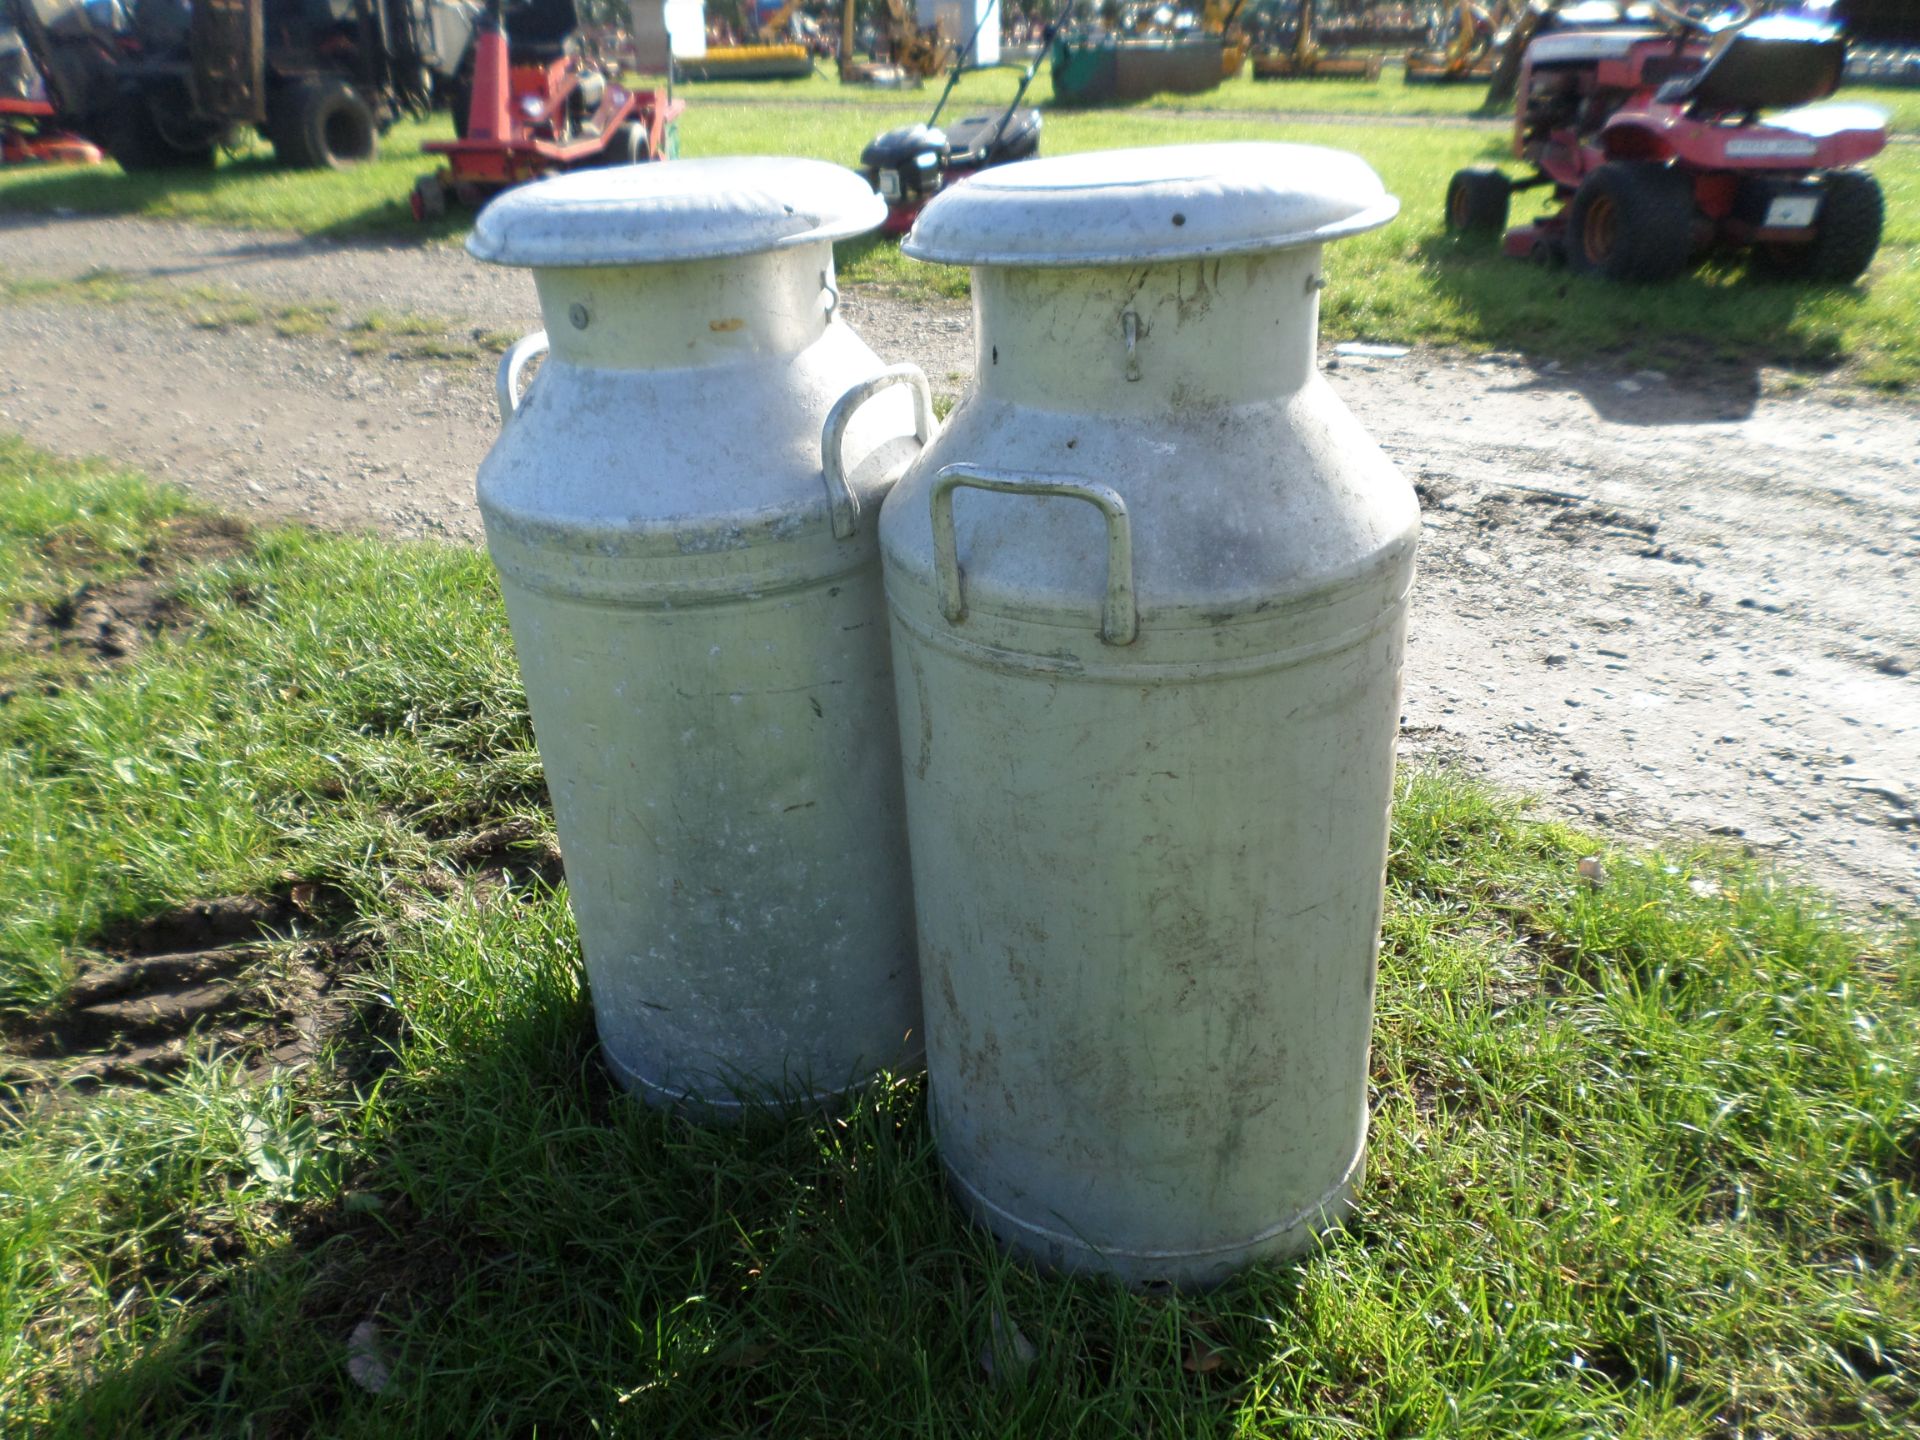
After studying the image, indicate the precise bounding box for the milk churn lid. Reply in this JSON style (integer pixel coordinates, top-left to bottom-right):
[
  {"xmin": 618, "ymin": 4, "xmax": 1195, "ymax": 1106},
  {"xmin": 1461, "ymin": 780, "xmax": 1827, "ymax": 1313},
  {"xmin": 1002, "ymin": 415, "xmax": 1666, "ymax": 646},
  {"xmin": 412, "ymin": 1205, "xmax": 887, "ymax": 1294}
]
[
  {"xmin": 902, "ymin": 143, "xmax": 1398, "ymax": 267},
  {"xmin": 468, "ymin": 157, "xmax": 886, "ymax": 268}
]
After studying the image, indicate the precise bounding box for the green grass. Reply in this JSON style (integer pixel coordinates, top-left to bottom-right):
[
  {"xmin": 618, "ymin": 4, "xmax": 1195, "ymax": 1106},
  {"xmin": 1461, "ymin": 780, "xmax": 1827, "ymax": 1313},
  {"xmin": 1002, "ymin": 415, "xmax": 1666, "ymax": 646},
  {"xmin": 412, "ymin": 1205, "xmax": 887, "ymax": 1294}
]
[
  {"xmin": 657, "ymin": 60, "xmax": 1920, "ymax": 130},
  {"xmin": 1, "ymin": 97, "xmax": 1914, "ymax": 386},
  {"xmin": 0, "ymin": 437, "xmax": 1915, "ymax": 1435}
]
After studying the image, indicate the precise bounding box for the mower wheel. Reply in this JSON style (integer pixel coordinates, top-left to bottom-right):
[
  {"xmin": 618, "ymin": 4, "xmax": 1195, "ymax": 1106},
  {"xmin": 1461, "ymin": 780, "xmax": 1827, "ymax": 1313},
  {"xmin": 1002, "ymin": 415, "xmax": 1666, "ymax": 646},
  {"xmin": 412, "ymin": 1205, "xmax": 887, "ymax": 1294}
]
[
  {"xmin": 1756, "ymin": 169, "xmax": 1884, "ymax": 284},
  {"xmin": 1566, "ymin": 162, "xmax": 1696, "ymax": 283},
  {"xmin": 596, "ymin": 121, "xmax": 649, "ymax": 166},
  {"xmin": 1445, "ymin": 168, "xmax": 1511, "ymax": 237},
  {"xmin": 105, "ymin": 90, "xmax": 214, "ymax": 171},
  {"xmin": 271, "ymin": 79, "xmax": 377, "ymax": 170}
]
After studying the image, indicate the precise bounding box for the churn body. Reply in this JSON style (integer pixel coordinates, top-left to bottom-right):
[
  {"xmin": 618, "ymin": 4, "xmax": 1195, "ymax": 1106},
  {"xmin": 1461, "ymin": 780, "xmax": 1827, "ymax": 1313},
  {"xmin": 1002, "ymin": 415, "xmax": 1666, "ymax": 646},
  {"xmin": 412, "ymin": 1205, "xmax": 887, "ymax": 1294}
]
[
  {"xmin": 881, "ymin": 145, "xmax": 1420, "ymax": 1285},
  {"xmin": 470, "ymin": 159, "xmax": 931, "ymax": 1112}
]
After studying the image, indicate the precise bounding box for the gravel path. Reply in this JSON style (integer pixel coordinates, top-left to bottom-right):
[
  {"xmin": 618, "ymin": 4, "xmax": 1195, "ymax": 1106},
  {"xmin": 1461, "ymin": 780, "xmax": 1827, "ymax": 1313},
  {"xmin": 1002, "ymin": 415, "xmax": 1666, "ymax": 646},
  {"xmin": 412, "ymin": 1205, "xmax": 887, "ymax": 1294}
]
[{"xmin": 2, "ymin": 212, "xmax": 1915, "ymax": 914}]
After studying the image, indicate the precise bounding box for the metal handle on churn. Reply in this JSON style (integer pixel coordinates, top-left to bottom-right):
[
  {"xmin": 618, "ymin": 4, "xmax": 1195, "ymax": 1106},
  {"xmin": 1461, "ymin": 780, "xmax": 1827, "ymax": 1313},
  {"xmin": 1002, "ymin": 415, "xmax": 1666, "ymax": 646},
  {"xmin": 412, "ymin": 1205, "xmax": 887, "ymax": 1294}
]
[
  {"xmin": 819, "ymin": 364, "xmax": 938, "ymax": 541},
  {"xmin": 496, "ymin": 330, "xmax": 550, "ymax": 426},
  {"xmin": 930, "ymin": 464, "xmax": 1139, "ymax": 647}
]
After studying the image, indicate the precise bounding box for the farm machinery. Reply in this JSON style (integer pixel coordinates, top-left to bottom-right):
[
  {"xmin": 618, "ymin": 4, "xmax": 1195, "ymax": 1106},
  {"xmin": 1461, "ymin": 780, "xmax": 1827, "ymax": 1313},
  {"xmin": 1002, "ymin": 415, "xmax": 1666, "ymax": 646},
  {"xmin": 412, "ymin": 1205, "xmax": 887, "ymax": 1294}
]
[
  {"xmin": 1405, "ymin": 0, "xmax": 1517, "ymax": 84},
  {"xmin": 857, "ymin": 0, "xmax": 1046, "ymax": 233},
  {"xmin": 1444, "ymin": 0, "xmax": 1889, "ymax": 282},
  {"xmin": 412, "ymin": 0, "xmax": 680, "ymax": 217},
  {"xmin": 3, "ymin": 0, "xmax": 472, "ymax": 169},
  {"xmin": 1, "ymin": 22, "xmax": 99, "ymax": 161},
  {"xmin": 1252, "ymin": 0, "xmax": 1380, "ymax": 81}
]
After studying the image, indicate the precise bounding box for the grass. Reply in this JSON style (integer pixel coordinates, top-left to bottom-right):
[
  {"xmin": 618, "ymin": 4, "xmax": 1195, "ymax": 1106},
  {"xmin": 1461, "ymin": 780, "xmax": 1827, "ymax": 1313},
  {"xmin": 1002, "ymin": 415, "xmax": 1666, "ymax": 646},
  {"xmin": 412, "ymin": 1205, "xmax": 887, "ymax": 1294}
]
[
  {"xmin": 653, "ymin": 61, "xmax": 1920, "ymax": 131},
  {"xmin": 0, "ymin": 264, "xmax": 504, "ymax": 362},
  {"xmin": 0, "ymin": 93, "xmax": 1915, "ymax": 386},
  {"xmin": 0, "ymin": 436, "xmax": 1915, "ymax": 1435}
]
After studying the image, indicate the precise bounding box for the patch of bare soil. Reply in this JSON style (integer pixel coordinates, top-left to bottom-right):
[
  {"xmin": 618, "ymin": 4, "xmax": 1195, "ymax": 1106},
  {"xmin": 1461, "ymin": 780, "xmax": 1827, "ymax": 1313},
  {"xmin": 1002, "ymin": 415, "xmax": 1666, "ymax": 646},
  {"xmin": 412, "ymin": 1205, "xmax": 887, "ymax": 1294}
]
[
  {"xmin": 11, "ymin": 514, "xmax": 251, "ymax": 675},
  {"xmin": 2, "ymin": 894, "xmax": 372, "ymax": 1095}
]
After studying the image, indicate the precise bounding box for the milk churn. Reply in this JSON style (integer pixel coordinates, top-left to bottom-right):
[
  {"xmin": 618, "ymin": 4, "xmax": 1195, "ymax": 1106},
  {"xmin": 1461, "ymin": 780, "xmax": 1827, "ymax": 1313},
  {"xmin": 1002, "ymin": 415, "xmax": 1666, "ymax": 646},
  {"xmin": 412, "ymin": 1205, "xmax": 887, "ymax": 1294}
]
[
  {"xmin": 469, "ymin": 158, "xmax": 935, "ymax": 1114},
  {"xmin": 881, "ymin": 144, "xmax": 1419, "ymax": 1286}
]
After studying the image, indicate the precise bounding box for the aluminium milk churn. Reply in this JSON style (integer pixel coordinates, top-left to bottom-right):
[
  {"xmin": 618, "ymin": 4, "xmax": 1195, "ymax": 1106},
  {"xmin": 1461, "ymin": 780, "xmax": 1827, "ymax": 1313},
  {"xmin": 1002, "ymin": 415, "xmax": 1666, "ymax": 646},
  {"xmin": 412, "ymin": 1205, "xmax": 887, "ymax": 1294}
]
[
  {"xmin": 881, "ymin": 144, "xmax": 1420, "ymax": 1286},
  {"xmin": 469, "ymin": 158, "xmax": 937, "ymax": 1114}
]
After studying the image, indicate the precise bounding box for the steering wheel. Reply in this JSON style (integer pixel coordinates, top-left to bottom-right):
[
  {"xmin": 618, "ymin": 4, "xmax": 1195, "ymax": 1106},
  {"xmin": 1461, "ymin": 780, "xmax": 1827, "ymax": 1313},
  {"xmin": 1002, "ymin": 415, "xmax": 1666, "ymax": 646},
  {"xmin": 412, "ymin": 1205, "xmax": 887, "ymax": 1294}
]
[{"xmin": 1643, "ymin": 0, "xmax": 1756, "ymax": 33}]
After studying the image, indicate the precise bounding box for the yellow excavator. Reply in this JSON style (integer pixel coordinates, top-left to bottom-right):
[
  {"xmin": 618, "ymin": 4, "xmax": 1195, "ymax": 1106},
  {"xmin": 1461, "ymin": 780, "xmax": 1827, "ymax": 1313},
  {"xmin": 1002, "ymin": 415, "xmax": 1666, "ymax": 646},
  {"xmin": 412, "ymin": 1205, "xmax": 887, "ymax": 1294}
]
[
  {"xmin": 841, "ymin": 0, "xmax": 947, "ymax": 84},
  {"xmin": 1252, "ymin": 0, "xmax": 1384, "ymax": 80},
  {"xmin": 678, "ymin": 0, "xmax": 814, "ymax": 80},
  {"xmin": 1404, "ymin": 0, "xmax": 1522, "ymax": 83},
  {"xmin": 1203, "ymin": 0, "xmax": 1250, "ymax": 77}
]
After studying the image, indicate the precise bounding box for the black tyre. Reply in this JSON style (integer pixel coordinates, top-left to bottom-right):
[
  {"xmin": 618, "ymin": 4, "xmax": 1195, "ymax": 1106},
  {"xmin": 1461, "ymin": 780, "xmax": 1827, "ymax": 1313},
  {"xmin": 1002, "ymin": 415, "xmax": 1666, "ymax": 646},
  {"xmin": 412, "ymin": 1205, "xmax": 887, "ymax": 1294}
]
[
  {"xmin": 1755, "ymin": 169, "xmax": 1884, "ymax": 284},
  {"xmin": 1445, "ymin": 167, "xmax": 1511, "ymax": 237},
  {"xmin": 270, "ymin": 78, "xmax": 377, "ymax": 170},
  {"xmin": 444, "ymin": 74, "xmax": 472, "ymax": 140},
  {"xmin": 1565, "ymin": 162, "xmax": 1697, "ymax": 282},
  {"xmin": 593, "ymin": 121, "xmax": 648, "ymax": 166},
  {"xmin": 105, "ymin": 89, "xmax": 215, "ymax": 171}
]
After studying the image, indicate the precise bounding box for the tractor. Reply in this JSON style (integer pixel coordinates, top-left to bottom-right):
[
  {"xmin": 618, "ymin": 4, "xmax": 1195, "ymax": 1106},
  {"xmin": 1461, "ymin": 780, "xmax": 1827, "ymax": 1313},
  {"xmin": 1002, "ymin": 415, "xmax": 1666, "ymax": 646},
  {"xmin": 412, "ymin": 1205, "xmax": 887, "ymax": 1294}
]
[
  {"xmin": 411, "ymin": 0, "xmax": 680, "ymax": 217},
  {"xmin": 4, "ymin": 0, "xmax": 473, "ymax": 170},
  {"xmin": 1445, "ymin": 0, "xmax": 1889, "ymax": 283}
]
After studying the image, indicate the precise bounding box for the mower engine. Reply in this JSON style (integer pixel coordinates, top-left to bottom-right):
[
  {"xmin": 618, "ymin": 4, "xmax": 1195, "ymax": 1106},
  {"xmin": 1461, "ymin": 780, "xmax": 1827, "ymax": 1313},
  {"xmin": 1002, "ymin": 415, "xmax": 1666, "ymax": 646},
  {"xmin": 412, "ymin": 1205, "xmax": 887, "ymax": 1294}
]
[{"xmin": 861, "ymin": 106, "xmax": 1041, "ymax": 234}]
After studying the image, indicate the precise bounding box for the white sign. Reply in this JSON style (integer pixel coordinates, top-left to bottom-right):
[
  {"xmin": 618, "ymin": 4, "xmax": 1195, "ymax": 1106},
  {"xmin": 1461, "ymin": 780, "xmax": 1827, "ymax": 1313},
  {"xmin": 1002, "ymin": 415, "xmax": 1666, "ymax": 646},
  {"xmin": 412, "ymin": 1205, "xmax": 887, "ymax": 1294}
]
[
  {"xmin": 664, "ymin": 0, "xmax": 706, "ymax": 59},
  {"xmin": 1764, "ymin": 194, "xmax": 1820, "ymax": 228},
  {"xmin": 919, "ymin": 0, "xmax": 1000, "ymax": 67},
  {"xmin": 1725, "ymin": 137, "xmax": 1818, "ymax": 159}
]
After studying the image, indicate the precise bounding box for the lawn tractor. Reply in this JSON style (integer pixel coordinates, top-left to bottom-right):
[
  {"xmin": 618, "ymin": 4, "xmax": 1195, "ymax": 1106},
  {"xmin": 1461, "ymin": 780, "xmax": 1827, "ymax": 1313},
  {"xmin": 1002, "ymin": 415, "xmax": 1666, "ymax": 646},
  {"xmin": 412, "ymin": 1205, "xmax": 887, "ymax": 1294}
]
[
  {"xmin": 411, "ymin": 0, "xmax": 681, "ymax": 217},
  {"xmin": 1, "ymin": 92, "xmax": 100, "ymax": 161},
  {"xmin": 2, "ymin": 25, "xmax": 98, "ymax": 162},
  {"xmin": 857, "ymin": 0, "xmax": 1049, "ymax": 234},
  {"xmin": 1445, "ymin": 1, "xmax": 1889, "ymax": 283}
]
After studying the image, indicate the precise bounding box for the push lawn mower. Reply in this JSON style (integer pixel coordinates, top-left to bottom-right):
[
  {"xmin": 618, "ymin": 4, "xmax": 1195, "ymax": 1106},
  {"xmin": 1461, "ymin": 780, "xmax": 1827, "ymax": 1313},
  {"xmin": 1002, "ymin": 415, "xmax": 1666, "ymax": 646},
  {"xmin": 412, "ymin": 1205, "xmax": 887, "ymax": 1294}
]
[
  {"xmin": 857, "ymin": 0, "xmax": 1053, "ymax": 236},
  {"xmin": 1445, "ymin": 0, "xmax": 1889, "ymax": 282},
  {"xmin": 411, "ymin": 0, "xmax": 681, "ymax": 218}
]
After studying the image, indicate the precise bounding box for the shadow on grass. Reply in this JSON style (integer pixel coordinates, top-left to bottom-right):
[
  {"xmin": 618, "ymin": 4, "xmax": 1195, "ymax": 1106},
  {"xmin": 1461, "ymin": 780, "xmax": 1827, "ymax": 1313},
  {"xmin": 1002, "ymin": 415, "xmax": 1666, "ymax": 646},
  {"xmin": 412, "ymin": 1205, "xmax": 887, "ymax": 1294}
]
[
  {"xmin": 34, "ymin": 873, "xmax": 1334, "ymax": 1438},
  {"xmin": 1405, "ymin": 221, "xmax": 1887, "ymax": 423},
  {"xmin": 0, "ymin": 153, "xmax": 464, "ymax": 245}
]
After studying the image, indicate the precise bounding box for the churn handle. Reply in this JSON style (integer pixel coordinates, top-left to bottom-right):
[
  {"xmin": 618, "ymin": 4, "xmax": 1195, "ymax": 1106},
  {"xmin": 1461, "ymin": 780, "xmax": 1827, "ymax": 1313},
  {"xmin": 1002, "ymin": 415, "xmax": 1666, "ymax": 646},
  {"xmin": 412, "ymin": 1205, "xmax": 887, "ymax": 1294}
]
[
  {"xmin": 930, "ymin": 465, "xmax": 1138, "ymax": 647},
  {"xmin": 819, "ymin": 364, "xmax": 938, "ymax": 541},
  {"xmin": 496, "ymin": 330, "xmax": 550, "ymax": 426}
]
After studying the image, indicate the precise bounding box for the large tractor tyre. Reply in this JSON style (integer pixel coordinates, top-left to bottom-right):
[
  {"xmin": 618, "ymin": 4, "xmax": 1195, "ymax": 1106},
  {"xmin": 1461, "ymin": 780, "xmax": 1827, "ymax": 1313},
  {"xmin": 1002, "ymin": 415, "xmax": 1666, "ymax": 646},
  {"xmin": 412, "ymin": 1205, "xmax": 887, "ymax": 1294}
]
[
  {"xmin": 105, "ymin": 91, "xmax": 215, "ymax": 171},
  {"xmin": 271, "ymin": 79, "xmax": 377, "ymax": 170},
  {"xmin": 1445, "ymin": 168, "xmax": 1511, "ymax": 237},
  {"xmin": 1566, "ymin": 162, "xmax": 1697, "ymax": 283},
  {"xmin": 1756, "ymin": 169, "xmax": 1884, "ymax": 284}
]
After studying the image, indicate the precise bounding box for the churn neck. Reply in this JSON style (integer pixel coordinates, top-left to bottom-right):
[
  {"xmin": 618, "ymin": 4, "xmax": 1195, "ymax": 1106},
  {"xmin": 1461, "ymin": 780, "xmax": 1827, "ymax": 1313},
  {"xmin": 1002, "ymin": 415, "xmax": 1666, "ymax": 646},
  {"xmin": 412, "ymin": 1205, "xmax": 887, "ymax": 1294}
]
[
  {"xmin": 532, "ymin": 242, "xmax": 842, "ymax": 371},
  {"xmin": 969, "ymin": 248, "xmax": 1324, "ymax": 415}
]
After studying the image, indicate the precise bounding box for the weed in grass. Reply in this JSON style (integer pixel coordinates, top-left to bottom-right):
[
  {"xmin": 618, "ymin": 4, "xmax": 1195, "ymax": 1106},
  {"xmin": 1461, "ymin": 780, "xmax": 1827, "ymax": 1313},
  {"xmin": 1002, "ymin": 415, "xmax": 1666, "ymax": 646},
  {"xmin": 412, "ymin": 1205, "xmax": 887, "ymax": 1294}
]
[
  {"xmin": 272, "ymin": 302, "xmax": 337, "ymax": 337},
  {"xmin": 0, "ymin": 437, "xmax": 1914, "ymax": 1436},
  {"xmin": 351, "ymin": 309, "xmax": 449, "ymax": 338}
]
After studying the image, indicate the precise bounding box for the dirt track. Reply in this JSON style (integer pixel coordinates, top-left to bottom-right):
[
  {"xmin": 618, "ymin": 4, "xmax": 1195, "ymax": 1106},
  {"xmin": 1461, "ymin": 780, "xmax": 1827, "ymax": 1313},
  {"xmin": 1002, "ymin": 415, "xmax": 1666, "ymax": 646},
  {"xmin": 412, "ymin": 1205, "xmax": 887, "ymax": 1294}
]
[{"xmin": 1, "ymin": 212, "xmax": 1915, "ymax": 914}]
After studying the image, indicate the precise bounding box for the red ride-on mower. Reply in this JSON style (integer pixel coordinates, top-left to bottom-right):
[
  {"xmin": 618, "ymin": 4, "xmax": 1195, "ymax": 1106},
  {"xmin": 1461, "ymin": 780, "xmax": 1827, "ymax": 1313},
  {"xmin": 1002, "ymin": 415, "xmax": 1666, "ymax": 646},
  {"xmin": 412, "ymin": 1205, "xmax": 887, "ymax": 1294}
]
[
  {"xmin": 411, "ymin": 0, "xmax": 682, "ymax": 218},
  {"xmin": 1445, "ymin": 1, "xmax": 1889, "ymax": 282},
  {"xmin": 0, "ymin": 94, "xmax": 100, "ymax": 164}
]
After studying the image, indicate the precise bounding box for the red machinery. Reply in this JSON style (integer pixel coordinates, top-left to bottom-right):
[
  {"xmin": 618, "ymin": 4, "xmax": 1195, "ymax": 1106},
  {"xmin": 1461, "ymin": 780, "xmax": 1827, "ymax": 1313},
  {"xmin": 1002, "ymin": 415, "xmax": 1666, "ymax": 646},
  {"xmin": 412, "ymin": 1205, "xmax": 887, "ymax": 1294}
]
[
  {"xmin": 1445, "ymin": 1, "xmax": 1889, "ymax": 282},
  {"xmin": 0, "ymin": 93, "xmax": 99, "ymax": 163},
  {"xmin": 411, "ymin": 0, "xmax": 682, "ymax": 218}
]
